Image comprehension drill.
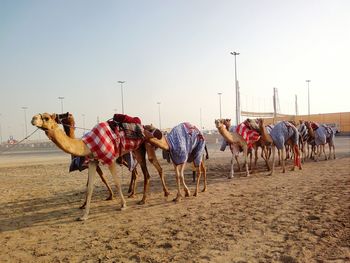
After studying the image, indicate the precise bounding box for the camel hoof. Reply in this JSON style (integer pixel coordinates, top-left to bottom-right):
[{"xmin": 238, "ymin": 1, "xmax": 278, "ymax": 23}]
[
  {"xmin": 105, "ymin": 196, "xmax": 113, "ymax": 201},
  {"xmin": 228, "ymin": 175, "xmax": 234, "ymax": 179},
  {"xmin": 201, "ymin": 188, "xmax": 207, "ymax": 192},
  {"xmin": 79, "ymin": 204, "xmax": 86, "ymax": 209},
  {"xmin": 76, "ymin": 216, "xmax": 88, "ymax": 221},
  {"xmin": 185, "ymin": 191, "xmax": 190, "ymax": 197},
  {"xmin": 267, "ymin": 172, "xmax": 273, "ymax": 176},
  {"xmin": 173, "ymin": 197, "xmax": 181, "ymax": 203},
  {"xmin": 120, "ymin": 204, "xmax": 127, "ymax": 211},
  {"xmin": 128, "ymin": 194, "xmax": 136, "ymax": 198},
  {"xmin": 193, "ymin": 192, "xmax": 198, "ymax": 197},
  {"xmin": 164, "ymin": 191, "xmax": 170, "ymax": 197},
  {"xmin": 138, "ymin": 200, "xmax": 146, "ymax": 205}
]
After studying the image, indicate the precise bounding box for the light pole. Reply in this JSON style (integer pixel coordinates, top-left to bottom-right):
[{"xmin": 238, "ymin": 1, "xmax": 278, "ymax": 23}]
[
  {"xmin": 0, "ymin": 113, "xmax": 2, "ymax": 144},
  {"xmin": 217, "ymin": 92, "xmax": 222, "ymax": 118},
  {"xmin": 157, "ymin": 102, "xmax": 161, "ymax": 130},
  {"xmin": 58, "ymin": 96, "xmax": 64, "ymax": 113},
  {"xmin": 306, "ymin": 80, "xmax": 311, "ymax": 117},
  {"xmin": 21, "ymin": 107, "xmax": 28, "ymax": 137},
  {"xmin": 230, "ymin": 51, "xmax": 240, "ymax": 125},
  {"xmin": 118, "ymin": 81, "xmax": 126, "ymax": 114}
]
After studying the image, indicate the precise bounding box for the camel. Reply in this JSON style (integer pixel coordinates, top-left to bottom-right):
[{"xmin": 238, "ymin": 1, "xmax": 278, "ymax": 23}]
[
  {"xmin": 31, "ymin": 112, "xmax": 166, "ymax": 221},
  {"xmin": 56, "ymin": 112, "xmax": 114, "ymax": 206},
  {"xmin": 305, "ymin": 121, "xmax": 335, "ymax": 161},
  {"xmin": 297, "ymin": 120, "xmax": 315, "ymax": 162},
  {"xmin": 143, "ymin": 122, "xmax": 207, "ymax": 202},
  {"xmin": 257, "ymin": 118, "xmax": 301, "ymax": 175},
  {"xmin": 56, "ymin": 113, "xmax": 169, "ymax": 203},
  {"xmin": 220, "ymin": 119, "xmax": 255, "ymax": 172},
  {"xmin": 215, "ymin": 118, "xmax": 260, "ymax": 178}
]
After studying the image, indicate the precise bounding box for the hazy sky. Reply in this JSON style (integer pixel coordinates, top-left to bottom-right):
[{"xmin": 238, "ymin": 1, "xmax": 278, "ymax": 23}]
[{"xmin": 1, "ymin": 0, "xmax": 349, "ymax": 141}]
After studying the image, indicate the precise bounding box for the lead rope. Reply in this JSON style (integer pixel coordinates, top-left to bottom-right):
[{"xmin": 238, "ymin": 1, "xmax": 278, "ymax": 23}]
[{"xmin": 0, "ymin": 128, "xmax": 40, "ymax": 154}]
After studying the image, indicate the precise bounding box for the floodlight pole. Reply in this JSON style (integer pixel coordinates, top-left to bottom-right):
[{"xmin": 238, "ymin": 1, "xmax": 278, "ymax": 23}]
[
  {"xmin": 118, "ymin": 81, "xmax": 126, "ymax": 114},
  {"xmin": 230, "ymin": 51, "xmax": 240, "ymax": 125}
]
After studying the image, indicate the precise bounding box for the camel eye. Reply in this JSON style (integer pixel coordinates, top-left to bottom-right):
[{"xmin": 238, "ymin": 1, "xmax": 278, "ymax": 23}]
[{"xmin": 44, "ymin": 117, "xmax": 49, "ymax": 121}]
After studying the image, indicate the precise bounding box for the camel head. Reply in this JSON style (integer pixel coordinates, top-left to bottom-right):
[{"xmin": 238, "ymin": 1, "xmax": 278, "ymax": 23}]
[
  {"xmin": 223, "ymin": 119, "xmax": 231, "ymax": 129},
  {"xmin": 215, "ymin": 119, "xmax": 226, "ymax": 129},
  {"xmin": 244, "ymin": 118, "xmax": 259, "ymax": 131},
  {"xmin": 31, "ymin": 113, "xmax": 59, "ymax": 131},
  {"xmin": 143, "ymin": 124, "xmax": 163, "ymax": 140},
  {"xmin": 256, "ymin": 118, "xmax": 264, "ymax": 128},
  {"xmin": 55, "ymin": 112, "xmax": 75, "ymax": 136}
]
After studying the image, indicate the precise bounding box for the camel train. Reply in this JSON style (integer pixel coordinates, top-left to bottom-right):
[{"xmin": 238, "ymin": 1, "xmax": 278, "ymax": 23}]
[{"xmin": 31, "ymin": 112, "xmax": 335, "ymax": 220}]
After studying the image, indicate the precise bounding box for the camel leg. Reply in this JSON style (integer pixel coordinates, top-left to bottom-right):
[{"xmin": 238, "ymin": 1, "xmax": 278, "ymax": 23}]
[
  {"xmin": 248, "ymin": 150, "xmax": 253, "ymax": 171},
  {"xmin": 128, "ymin": 168, "xmax": 138, "ymax": 198},
  {"xmin": 96, "ymin": 165, "xmax": 113, "ymax": 201},
  {"xmin": 269, "ymin": 146, "xmax": 276, "ymax": 176},
  {"xmin": 292, "ymin": 144, "xmax": 302, "ymax": 171},
  {"xmin": 200, "ymin": 161, "xmax": 207, "ymax": 192},
  {"xmin": 281, "ymin": 146, "xmax": 286, "ymax": 173},
  {"xmin": 229, "ymin": 153, "xmax": 235, "ymax": 179},
  {"xmin": 243, "ymin": 145, "xmax": 250, "ymax": 177},
  {"xmin": 277, "ymin": 149, "xmax": 281, "ymax": 165},
  {"xmin": 179, "ymin": 163, "xmax": 190, "ymax": 197},
  {"xmin": 193, "ymin": 164, "xmax": 201, "ymax": 197},
  {"xmin": 78, "ymin": 161, "xmax": 97, "ymax": 221},
  {"xmin": 252, "ymin": 146, "xmax": 258, "ymax": 173},
  {"xmin": 108, "ymin": 162, "xmax": 127, "ymax": 210},
  {"xmin": 323, "ymin": 144, "xmax": 328, "ymax": 160},
  {"xmin": 146, "ymin": 143, "xmax": 170, "ymax": 197},
  {"xmin": 262, "ymin": 146, "xmax": 271, "ymax": 171},
  {"xmin": 173, "ymin": 164, "xmax": 183, "ymax": 202},
  {"xmin": 133, "ymin": 148, "xmax": 151, "ymax": 205}
]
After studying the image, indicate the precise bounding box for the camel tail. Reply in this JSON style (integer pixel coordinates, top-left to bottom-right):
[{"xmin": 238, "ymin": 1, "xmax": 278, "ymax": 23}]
[{"xmin": 204, "ymin": 145, "xmax": 209, "ymax": 160}]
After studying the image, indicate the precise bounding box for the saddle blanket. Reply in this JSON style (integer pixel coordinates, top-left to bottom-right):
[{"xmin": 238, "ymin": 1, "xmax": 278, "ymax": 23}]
[
  {"xmin": 270, "ymin": 121, "xmax": 299, "ymax": 150},
  {"xmin": 166, "ymin": 122, "xmax": 205, "ymax": 166},
  {"xmin": 235, "ymin": 122, "xmax": 260, "ymax": 149},
  {"xmin": 82, "ymin": 122, "xmax": 143, "ymax": 165},
  {"xmin": 314, "ymin": 124, "xmax": 334, "ymax": 146}
]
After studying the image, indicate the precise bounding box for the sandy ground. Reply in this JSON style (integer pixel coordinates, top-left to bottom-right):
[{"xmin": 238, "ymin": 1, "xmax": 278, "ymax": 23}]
[{"xmin": 0, "ymin": 137, "xmax": 349, "ymax": 262}]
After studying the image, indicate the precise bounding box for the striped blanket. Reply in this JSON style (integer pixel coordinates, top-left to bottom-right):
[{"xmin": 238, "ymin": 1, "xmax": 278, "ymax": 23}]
[
  {"xmin": 270, "ymin": 121, "xmax": 299, "ymax": 150},
  {"xmin": 166, "ymin": 122, "xmax": 205, "ymax": 166},
  {"xmin": 82, "ymin": 122, "xmax": 143, "ymax": 165},
  {"xmin": 235, "ymin": 122, "xmax": 260, "ymax": 148}
]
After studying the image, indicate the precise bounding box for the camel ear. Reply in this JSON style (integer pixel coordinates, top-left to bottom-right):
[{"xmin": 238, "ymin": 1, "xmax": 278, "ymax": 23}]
[{"xmin": 52, "ymin": 113, "xmax": 57, "ymax": 122}]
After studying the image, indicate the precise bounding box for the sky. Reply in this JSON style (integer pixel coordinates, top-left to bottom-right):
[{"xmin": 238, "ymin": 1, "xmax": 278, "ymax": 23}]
[{"xmin": 0, "ymin": 0, "xmax": 349, "ymax": 141}]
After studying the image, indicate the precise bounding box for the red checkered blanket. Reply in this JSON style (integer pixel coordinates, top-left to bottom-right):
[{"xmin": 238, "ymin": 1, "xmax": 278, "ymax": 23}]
[
  {"xmin": 82, "ymin": 122, "xmax": 143, "ymax": 165},
  {"xmin": 235, "ymin": 122, "xmax": 260, "ymax": 149}
]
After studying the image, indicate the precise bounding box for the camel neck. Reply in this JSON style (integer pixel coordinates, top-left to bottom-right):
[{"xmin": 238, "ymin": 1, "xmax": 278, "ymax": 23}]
[
  {"xmin": 147, "ymin": 136, "xmax": 169, "ymax": 151},
  {"xmin": 45, "ymin": 127, "xmax": 90, "ymax": 156},
  {"xmin": 217, "ymin": 125, "xmax": 234, "ymax": 144},
  {"xmin": 259, "ymin": 124, "xmax": 273, "ymax": 143}
]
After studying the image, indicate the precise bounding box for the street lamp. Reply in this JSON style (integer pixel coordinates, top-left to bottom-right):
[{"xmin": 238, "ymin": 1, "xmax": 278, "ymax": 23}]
[
  {"xmin": 230, "ymin": 51, "xmax": 240, "ymax": 125},
  {"xmin": 157, "ymin": 102, "xmax": 161, "ymax": 130},
  {"xmin": 58, "ymin": 96, "xmax": 65, "ymax": 113},
  {"xmin": 118, "ymin": 81, "xmax": 126, "ymax": 114},
  {"xmin": 0, "ymin": 113, "xmax": 2, "ymax": 144},
  {"xmin": 306, "ymin": 80, "xmax": 311, "ymax": 117},
  {"xmin": 21, "ymin": 107, "xmax": 28, "ymax": 137},
  {"xmin": 217, "ymin": 92, "xmax": 222, "ymax": 118}
]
